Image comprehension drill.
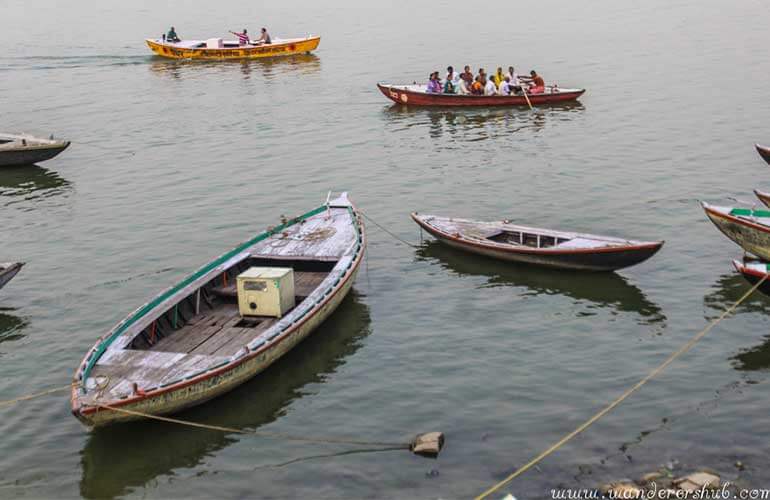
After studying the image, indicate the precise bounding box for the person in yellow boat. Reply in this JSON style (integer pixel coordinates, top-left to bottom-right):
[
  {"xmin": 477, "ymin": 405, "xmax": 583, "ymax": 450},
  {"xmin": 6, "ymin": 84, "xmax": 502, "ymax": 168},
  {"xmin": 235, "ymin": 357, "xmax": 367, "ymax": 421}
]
[
  {"xmin": 255, "ymin": 27, "xmax": 271, "ymax": 44},
  {"xmin": 230, "ymin": 29, "xmax": 250, "ymax": 46},
  {"xmin": 166, "ymin": 26, "xmax": 181, "ymax": 43}
]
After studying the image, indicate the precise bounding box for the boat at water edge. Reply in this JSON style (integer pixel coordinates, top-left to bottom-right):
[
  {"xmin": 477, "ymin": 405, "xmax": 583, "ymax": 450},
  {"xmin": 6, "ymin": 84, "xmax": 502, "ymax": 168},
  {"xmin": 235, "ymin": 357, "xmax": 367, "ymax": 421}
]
[
  {"xmin": 702, "ymin": 203, "xmax": 770, "ymax": 260},
  {"xmin": 146, "ymin": 36, "xmax": 320, "ymax": 60},
  {"xmin": 411, "ymin": 213, "xmax": 662, "ymax": 271},
  {"xmin": 71, "ymin": 193, "xmax": 365, "ymax": 426},
  {"xmin": 377, "ymin": 83, "xmax": 585, "ymax": 107},
  {"xmin": 753, "ymin": 189, "xmax": 770, "ymax": 208},
  {"xmin": 0, "ymin": 133, "xmax": 69, "ymax": 167},
  {"xmin": 0, "ymin": 262, "xmax": 24, "ymax": 291},
  {"xmin": 733, "ymin": 258, "xmax": 770, "ymax": 296},
  {"xmin": 756, "ymin": 144, "xmax": 770, "ymax": 165}
]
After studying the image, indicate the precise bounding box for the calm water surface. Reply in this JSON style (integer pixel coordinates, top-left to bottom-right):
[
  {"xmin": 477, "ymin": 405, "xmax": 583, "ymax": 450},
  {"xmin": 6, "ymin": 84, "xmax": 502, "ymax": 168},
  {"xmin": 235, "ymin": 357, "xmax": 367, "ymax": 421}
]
[{"xmin": 2, "ymin": 0, "xmax": 770, "ymax": 498}]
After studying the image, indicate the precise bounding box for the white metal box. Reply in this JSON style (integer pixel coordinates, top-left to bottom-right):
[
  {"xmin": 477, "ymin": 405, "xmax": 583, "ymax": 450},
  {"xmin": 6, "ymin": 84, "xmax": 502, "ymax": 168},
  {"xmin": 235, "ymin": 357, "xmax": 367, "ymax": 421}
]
[
  {"xmin": 206, "ymin": 38, "xmax": 224, "ymax": 48},
  {"xmin": 236, "ymin": 267, "xmax": 295, "ymax": 318}
]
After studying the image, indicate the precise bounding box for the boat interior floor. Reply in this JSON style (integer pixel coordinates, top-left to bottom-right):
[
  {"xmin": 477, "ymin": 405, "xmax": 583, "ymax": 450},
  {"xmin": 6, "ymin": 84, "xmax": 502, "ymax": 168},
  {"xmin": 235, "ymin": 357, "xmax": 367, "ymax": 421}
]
[{"xmin": 144, "ymin": 270, "xmax": 329, "ymax": 358}]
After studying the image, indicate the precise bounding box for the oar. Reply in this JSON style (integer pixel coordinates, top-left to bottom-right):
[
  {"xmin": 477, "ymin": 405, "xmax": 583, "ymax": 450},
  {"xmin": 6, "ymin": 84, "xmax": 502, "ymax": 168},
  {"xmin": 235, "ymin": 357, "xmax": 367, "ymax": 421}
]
[{"xmin": 521, "ymin": 84, "xmax": 534, "ymax": 110}]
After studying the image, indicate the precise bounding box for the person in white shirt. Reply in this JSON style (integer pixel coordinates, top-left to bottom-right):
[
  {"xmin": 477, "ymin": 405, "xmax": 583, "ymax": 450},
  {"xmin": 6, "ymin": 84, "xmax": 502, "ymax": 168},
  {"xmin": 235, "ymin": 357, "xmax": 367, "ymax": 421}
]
[
  {"xmin": 457, "ymin": 77, "xmax": 470, "ymax": 95},
  {"xmin": 484, "ymin": 76, "xmax": 497, "ymax": 96},
  {"xmin": 498, "ymin": 76, "xmax": 512, "ymax": 95},
  {"xmin": 507, "ymin": 66, "xmax": 522, "ymax": 93}
]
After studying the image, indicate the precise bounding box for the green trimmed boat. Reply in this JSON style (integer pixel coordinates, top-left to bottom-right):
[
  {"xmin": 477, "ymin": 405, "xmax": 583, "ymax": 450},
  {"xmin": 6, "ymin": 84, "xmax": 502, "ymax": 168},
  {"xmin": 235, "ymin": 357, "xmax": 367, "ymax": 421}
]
[
  {"xmin": 71, "ymin": 193, "xmax": 365, "ymax": 426},
  {"xmin": 702, "ymin": 203, "xmax": 770, "ymax": 260}
]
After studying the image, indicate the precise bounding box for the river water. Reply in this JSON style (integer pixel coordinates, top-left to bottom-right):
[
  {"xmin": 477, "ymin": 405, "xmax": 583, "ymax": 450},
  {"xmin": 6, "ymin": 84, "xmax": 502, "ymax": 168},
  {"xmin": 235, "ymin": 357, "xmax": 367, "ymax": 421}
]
[{"xmin": 2, "ymin": 0, "xmax": 770, "ymax": 498}]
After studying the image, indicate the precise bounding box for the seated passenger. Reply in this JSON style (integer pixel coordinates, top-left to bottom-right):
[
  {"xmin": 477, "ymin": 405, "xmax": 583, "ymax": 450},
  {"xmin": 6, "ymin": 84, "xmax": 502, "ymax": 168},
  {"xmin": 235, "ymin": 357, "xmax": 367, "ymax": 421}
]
[
  {"xmin": 507, "ymin": 66, "xmax": 522, "ymax": 93},
  {"xmin": 461, "ymin": 65, "xmax": 474, "ymax": 84},
  {"xmin": 484, "ymin": 75, "xmax": 498, "ymax": 96},
  {"xmin": 457, "ymin": 77, "xmax": 470, "ymax": 95},
  {"xmin": 166, "ymin": 26, "xmax": 181, "ymax": 43},
  {"xmin": 527, "ymin": 70, "xmax": 545, "ymax": 94},
  {"xmin": 256, "ymin": 27, "xmax": 271, "ymax": 44},
  {"xmin": 446, "ymin": 66, "xmax": 460, "ymax": 88},
  {"xmin": 498, "ymin": 76, "xmax": 512, "ymax": 96},
  {"xmin": 230, "ymin": 29, "xmax": 251, "ymax": 46},
  {"xmin": 426, "ymin": 72, "xmax": 442, "ymax": 93},
  {"xmin": 443, "ymin": 78, "xmax": 455, "ymax": 94},
  {"xmin": 471, "ymin": 76, "xmax": 484, "ymax": 95},
  {"xmin": 493, "ymin": 67, "xmax": 505, "ymax": 88}
]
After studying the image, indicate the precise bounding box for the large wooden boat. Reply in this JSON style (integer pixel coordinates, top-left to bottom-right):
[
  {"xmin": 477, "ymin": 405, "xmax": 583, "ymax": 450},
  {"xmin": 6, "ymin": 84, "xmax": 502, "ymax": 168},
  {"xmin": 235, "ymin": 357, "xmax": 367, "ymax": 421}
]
[
  {"xmin": 146, "ymin": 36, "xmax": 320, "ymax": 60},
  {"xmin": 754, "ymin": 189, "xmax": 770, "ymax": 208},
  {"xmin": 0, "ymin": 133, "xmax": 69, "ymax": 167},
  {"xmin": 756, "ymin": 144, "xmax": 770, "ymax": 165},
  {"xmin": 411, "ymin": 213, "xmax": 663, "ymax": 271},
  {"xmin": 377, "ymin": 83, "xmax": 585, "ymax": 107},
  {"xmin": 733, "ymin": 258, "xmax": 770, "ymax": 296},
  {"xmin": 702, "ymin": 203, "xmax": 770, "ymax": 260},
  {"xmin": 0, "ymin": 262, "xmax": 24, "ymax": 291},
  {"xmin": 72, "ymin": 193, "xmax": 365, "ymax": 426}
]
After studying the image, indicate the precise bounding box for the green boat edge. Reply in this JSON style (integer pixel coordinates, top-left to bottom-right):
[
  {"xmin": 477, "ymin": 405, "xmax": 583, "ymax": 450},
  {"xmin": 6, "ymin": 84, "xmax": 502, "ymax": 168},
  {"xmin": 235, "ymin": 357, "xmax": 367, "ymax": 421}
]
[{"xmin": 77, "ymin": 202, "xmax": 358, "ymax": 387}]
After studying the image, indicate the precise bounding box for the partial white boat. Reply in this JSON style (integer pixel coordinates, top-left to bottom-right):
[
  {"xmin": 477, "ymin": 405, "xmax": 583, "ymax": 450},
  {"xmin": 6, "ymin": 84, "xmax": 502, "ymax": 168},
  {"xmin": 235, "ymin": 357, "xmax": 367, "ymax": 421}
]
[{"xmin": 0, "ymin": 133, "xmax": 70, "ymax": 167}]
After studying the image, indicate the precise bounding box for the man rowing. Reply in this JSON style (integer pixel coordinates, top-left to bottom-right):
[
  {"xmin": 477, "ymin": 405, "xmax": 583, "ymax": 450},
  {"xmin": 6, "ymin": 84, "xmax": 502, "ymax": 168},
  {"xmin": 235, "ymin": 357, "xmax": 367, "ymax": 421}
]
[{"xmin": 165, "ymin": 26, "xmax": 181, "ymax": 43}]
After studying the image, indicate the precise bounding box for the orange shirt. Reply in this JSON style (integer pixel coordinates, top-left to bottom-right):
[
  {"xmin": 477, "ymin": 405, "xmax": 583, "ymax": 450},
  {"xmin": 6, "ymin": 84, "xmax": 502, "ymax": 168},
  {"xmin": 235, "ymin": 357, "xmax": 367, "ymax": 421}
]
[
  {"xmin": 533, "ymin": 75, "xmax": 545, "ymax": 87},
  {"xmin": 471, "ymin": 81, "xmax": 483, "ymax": 93}
]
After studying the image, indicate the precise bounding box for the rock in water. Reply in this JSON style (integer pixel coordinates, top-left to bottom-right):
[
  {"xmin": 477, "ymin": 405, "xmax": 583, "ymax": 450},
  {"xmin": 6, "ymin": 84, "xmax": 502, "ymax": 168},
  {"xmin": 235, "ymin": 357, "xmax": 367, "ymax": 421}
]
[
  {"xmin": 410, "ymin": 432, "xmax": 445, "ymax": 457},
  {"xmin": 674, "ymin": 472, "xmax": 720, "ymax": 491}
]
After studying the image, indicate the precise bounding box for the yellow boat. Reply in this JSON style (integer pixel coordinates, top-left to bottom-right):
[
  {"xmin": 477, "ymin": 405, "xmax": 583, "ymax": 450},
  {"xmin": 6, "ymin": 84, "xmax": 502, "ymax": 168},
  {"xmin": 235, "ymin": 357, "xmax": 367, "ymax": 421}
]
[{"xmin": 145, "ymin": 35, "xmax": 320, "ymax": 60}]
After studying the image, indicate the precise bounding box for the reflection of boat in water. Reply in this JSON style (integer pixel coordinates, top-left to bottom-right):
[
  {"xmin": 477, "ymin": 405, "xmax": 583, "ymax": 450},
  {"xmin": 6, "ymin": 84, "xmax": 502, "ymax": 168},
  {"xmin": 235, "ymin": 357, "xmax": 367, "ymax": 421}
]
[
  {"xmin": 0, "ymin": 164, "xmax": 71, "ymax": 205},
  {"xmin": 416, "ymin": 240, "xmax": 666, "ymax": 324},
  {"xmin": 703, "ymin": 272, "xmax": 770, "ymax": 318},
  {"xmin": 381, "ymin": 101, "xmax": 584, "ymax": 139},
  {"xmin": 732, "ymin": 335, "xmax": 770, "ymax": 372},
  {"xmin": 0, "ymin": 308, "xmax": 27, "ymax": 344},
  {"xmin": 79, "ymin": 290, "xmax": 371, "ymax": 499},
  {"xmin": 0, "ymin": 133, "xmax": 69, "ymax": 167},
  {"xmin": 149, "ymin": 53, "xmax": 321, "ymax": 80}
]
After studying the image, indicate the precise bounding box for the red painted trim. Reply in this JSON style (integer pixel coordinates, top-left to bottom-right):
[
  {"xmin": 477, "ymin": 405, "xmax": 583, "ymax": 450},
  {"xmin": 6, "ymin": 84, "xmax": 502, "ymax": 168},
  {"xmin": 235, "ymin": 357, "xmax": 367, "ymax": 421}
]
[
  {"xmin": 754, "ymin": 189, "xmax": 770, "ymax": 208},
  {"xmin": 377, "ymin": 83, "xmax": 585, "ymax": 107},
  {"xmin": 734, "ymin": 261, "xmax": 768, "ymax": 279},
  {"xmin": 73, "ymin": 206, "xmax": 366, "ymax": 419},
  {"xmin": 411, "ymin": 213, "xmax": 663, "ymax": 256},
  {"xmin": 704, "ymin": 205, "xmax": 770, "ymax": 235}
]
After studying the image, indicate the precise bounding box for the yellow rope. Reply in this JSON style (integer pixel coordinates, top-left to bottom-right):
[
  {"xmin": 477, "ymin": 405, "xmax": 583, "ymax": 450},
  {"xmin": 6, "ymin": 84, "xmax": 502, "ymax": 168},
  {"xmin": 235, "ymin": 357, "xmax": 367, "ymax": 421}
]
[
  {"xmin": 98, "ymin": 404, "xmax": 408, "ymax": 448},
  {"xmin": 0, "ymin": 384, "xmax": 72, "ymax": 408},
  {"xmin": 475, "ymin": 274, "xmax": 768, "ymax": 500}
]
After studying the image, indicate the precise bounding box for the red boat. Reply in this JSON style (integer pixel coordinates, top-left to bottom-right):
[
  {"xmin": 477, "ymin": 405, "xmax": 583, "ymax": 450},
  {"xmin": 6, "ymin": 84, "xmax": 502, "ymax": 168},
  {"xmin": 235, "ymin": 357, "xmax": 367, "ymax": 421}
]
[
  {"xmin": 377, "ymin": 83, "xmax": 585, "ymax": 107},
  {"xmin": 757, "ymin": 144, "xmax": 770, "ymax": 165}
]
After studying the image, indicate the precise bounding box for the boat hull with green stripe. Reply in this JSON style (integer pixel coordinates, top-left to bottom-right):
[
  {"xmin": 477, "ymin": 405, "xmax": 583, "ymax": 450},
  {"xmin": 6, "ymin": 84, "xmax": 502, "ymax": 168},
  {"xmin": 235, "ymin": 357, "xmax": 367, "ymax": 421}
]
[
  {"xmin": 71, "ymin": 193, "xmax": 365, "ymax": 426},
  {"xmin": 703, "ymin": 203, "xmax": 770, "ymax": 261}
]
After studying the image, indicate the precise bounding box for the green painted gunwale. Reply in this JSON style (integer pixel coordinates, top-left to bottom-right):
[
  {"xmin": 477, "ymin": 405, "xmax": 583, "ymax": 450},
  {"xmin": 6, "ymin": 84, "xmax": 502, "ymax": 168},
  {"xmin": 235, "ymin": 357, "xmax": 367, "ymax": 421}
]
[{"xmin": 78, "ymin": 204, "xmax": 330, "ymax": 384}]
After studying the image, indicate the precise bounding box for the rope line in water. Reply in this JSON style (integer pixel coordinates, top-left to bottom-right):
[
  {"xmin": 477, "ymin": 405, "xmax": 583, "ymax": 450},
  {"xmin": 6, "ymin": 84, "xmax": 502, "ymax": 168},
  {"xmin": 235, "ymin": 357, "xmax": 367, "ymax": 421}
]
[
  {"xmin": 98, "ymin": 404, "xmax": 409, "ymax": 448},
  {"xmin": 474, "ymin": 274, "xmax": 769, "ymax": 500},
  {"xmin": 0, "ymin": 384, "xmax": 72, "ymax": 408},
  {"xmin": 358, "ymin": 211, "xmax": 419, "ymax": 248}
]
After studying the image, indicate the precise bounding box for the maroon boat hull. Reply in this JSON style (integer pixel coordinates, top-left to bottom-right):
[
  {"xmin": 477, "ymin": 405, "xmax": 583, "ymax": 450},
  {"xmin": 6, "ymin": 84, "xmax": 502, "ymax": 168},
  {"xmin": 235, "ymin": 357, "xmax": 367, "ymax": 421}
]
[
  {"xmin": 756, "ymin": 144, "xmax": 770, "ymax": 165},
  {"xmin": 378, "ymin": 83, "xmax": 585, "ymax": 107}
]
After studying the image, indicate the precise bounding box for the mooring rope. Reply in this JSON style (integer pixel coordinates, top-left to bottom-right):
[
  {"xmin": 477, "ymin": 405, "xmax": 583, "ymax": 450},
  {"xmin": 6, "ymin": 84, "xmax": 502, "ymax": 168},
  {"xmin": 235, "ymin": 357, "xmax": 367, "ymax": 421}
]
[
  {"xmin": 475, "ymin": 274, "xmax": 769, "ymax": 500},
  {"xmin": 97, "ymin": 404, "xmax": 409, "ymax": 448},
  {"xmin": 0, "ymin": 384, "xmax": 72, "ymax": 408},
  {"xmin": 358, "ymin": 211, "xmax": 419, "ymax": 248}
]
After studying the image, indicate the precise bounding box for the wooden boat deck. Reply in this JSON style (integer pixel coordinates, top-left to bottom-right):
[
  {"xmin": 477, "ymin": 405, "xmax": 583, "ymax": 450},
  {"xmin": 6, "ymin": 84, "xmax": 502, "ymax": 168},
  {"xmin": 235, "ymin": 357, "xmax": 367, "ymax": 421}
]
[{"xmin": 82, "ymin": 271, "xmax": 332, "ymax": 404}]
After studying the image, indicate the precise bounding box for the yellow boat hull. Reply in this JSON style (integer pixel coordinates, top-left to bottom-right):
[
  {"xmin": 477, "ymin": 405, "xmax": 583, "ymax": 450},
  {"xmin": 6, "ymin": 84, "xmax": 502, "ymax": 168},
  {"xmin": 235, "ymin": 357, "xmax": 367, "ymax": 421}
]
[{"xmin": 146, "ymin": 36, "xmax": 320, "ymax": 60}]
